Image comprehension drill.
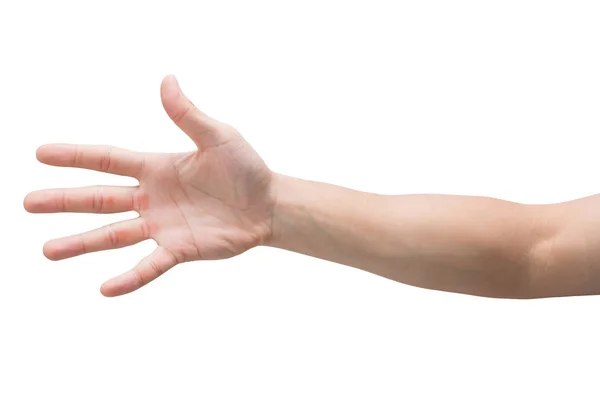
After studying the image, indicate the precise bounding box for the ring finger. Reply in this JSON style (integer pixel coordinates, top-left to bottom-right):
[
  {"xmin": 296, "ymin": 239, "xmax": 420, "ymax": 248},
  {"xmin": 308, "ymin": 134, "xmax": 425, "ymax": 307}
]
[{"xmin": 43, "ymin": 218, "xmax": 151, "ymax": 261}]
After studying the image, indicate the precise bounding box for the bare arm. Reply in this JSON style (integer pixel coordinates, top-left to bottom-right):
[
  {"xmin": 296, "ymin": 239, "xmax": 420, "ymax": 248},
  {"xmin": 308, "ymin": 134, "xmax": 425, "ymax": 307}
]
[
  {"xmin": 25, "ymin": 75, "xmax": 600, "ymax": 298},
  {"xmin": 268, "ymin": 175, "xmax": 599, "ymax": 299}
]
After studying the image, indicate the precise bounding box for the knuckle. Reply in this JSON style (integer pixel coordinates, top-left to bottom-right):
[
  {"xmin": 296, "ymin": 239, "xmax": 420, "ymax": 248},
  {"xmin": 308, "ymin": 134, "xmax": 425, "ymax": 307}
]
[
  {"xmin": 71, "ymin": 145, "xmax": 82, "ymax": 167},
  {"xmin": 132, "ymin": 189, "xmax": 149, "ymax": 213},
  {"xmin": 164, "ymin": 247, "xmax": 181, "ymax": 265},
  {"xmin": 91, "ymin": 188, "xmax": 104, "ymax": 212},
  {"xmin": 57, "ymin": 190, "xmax": 67, "ymax": 212},
  {"xmin": 78, "ymin": 235, "xmax": 88, "ymax": 256},
  {"xmin": 171, "ymin": 105, "xmax": 191, "ymax": 123},
  {"xmin": 105, "ymin": 224, "xmax": 120, "ymax": 247},
  {"xmin": 147, "ymin": 258, "xmax": 165, "ymax": 278},
  {"xmin": 139, "ymin": 218, "xmax": 151, "ymax": 239},
  {"xmin": 136, "ymin": 153, "xmax": 147, "ymax": 178},
  {"xmin": 133, "ymin": 267, "xmax": 148, "ymax": 287},
  {"xmin": 99, "ymin": 146, "xmax": 114, "ymax": 172}
]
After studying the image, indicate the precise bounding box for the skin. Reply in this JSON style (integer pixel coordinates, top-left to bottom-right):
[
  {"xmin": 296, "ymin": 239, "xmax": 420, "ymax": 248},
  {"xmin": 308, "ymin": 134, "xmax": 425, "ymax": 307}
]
[{"xmin": 24, "ymin": 75, "xmax": 600, "ymax": 298}]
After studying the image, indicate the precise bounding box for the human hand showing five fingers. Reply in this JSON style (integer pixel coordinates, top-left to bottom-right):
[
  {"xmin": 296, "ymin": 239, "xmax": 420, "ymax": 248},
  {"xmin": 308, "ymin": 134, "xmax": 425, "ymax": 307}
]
[{"xmin": 24, "ymin": 76, "xmax": 276, "ymax": 297}]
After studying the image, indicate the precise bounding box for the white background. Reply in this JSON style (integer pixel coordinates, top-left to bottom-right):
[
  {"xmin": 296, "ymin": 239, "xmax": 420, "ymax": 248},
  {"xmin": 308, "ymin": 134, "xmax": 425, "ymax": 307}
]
[{"xmin": 2, "ymin": 1, "xmax": 600, "ymax": 398}]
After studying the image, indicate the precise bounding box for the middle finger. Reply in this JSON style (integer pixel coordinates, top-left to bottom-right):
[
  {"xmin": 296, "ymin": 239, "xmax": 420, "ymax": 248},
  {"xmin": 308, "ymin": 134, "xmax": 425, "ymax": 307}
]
[{"xmin": 24, "ymin": 186, "xmax": 142, "ymax": 214}]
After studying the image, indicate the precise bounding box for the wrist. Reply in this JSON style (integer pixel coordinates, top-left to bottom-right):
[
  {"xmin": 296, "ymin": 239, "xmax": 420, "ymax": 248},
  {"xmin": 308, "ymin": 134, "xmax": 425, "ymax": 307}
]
[{"xmin": 266, "ymin": 172, "xmax": 293, "ymax": 248}]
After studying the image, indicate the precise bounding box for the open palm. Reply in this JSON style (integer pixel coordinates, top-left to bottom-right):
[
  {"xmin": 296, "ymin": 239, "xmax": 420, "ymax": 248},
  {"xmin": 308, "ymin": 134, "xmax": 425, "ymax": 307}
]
[{"xmin": 24, "ymin": 76, "xmax": 276, "ymax": 296}]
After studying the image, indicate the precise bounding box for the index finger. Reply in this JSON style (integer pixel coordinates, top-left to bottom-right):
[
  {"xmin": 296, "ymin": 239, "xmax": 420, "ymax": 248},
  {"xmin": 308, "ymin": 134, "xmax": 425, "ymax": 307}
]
[{"xmin": 36, "ymin": 144, "xmax": 145, "ymax": 178}]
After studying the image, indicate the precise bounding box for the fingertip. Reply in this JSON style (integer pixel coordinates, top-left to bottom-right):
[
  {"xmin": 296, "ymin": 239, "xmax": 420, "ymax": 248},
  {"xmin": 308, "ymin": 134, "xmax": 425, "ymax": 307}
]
[
  {"xmin": 160, "ymin": 75, "xmax": 184, "ymax": 119},
  {"xmin": 36, "ymin": 144, "xmax": 49, "ymax": 162},
  {"xmin": 100, "ymin": 270, "xmax": 142, "ymax": 297},
  {"xmin": 162, "ymin": 74, "xmax": 178, "ymax": 85},
  {"xmin": 36, "ymin": 143, "xmax": 67, "ymax": 164},
  {"xmin": 42, "ymin": 241, "xmax": 61, "ymax": 261},
  {"xmin": 100, "ymin": 282, "xmax": 117, "ymax": 297},
  {"xmin": 160, "ymin": 74, "xmax": 181, "ymax": 99},
  {"xmin": 23, "ymin": 192, "xmax": 34, "ymax": 212},
  {"xmin": 23, "ymin": 191, "xmax": 45, "ymax": 213}
]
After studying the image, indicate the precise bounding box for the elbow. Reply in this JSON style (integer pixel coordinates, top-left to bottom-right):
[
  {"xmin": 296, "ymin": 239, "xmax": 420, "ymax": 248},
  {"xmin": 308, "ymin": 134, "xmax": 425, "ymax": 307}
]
[
  {"xmin": 523, "ymin": 208, "xmax": 598, "ymax": 298},
  {"xmin": 523, "ymin": 233, "xmax": 571, "ymax": 299}
]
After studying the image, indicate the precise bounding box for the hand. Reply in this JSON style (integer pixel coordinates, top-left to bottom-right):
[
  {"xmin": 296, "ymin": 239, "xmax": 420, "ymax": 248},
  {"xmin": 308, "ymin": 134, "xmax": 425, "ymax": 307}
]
[{"xmin": 24, "ymin": 76, "xmax": 276, "ymax": 297}]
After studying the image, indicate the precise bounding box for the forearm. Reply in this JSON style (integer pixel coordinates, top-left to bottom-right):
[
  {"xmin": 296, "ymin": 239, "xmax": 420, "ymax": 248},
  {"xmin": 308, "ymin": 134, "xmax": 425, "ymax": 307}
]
[{"xmin": 267, "ymin": 174, "xmax": 593, "ymax": 299}]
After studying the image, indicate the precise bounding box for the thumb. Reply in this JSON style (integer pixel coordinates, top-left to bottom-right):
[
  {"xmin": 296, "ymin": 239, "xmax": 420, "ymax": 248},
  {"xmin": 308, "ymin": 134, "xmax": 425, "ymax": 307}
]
[{"xmin": 160, "ymin": 75, "xmax": 229, "ymax": 149}]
